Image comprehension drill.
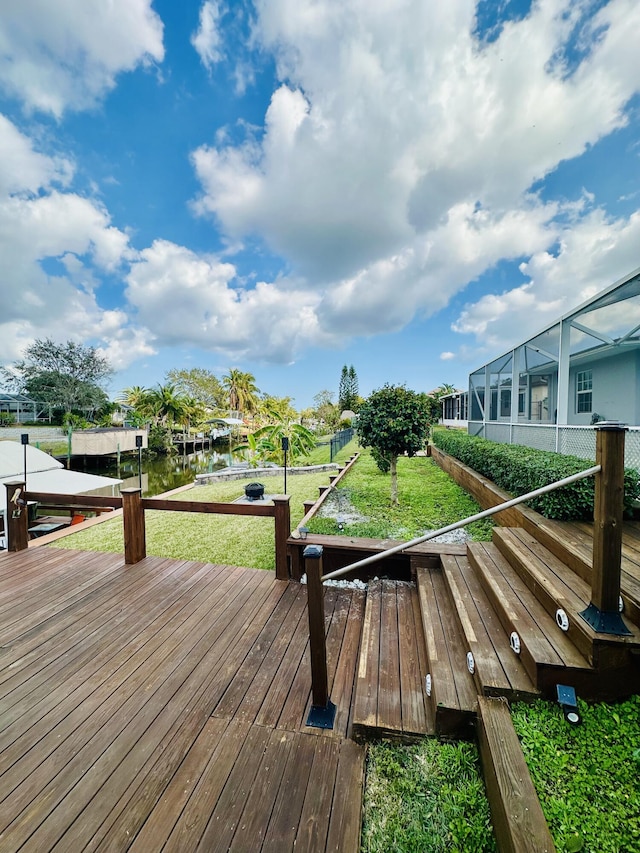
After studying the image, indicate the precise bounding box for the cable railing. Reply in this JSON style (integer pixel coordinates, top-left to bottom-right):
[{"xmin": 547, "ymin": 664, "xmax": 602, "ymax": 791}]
[{"xmin": 302, "ymin": 422, "xmax": 630, "ymax": 729}]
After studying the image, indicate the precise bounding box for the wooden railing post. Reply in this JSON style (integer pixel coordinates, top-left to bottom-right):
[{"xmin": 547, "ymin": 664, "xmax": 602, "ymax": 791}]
[
  {"xmin": 272, "ymin": 495, "xmax": 291, "ymax": 580},
  {"xmin": 304, "ymin": 544, "xmax": 336, "ymax": 729},
  {"xmin": 580, "ymin": 422, "xmax": 631, "ymax": 635},
  {"xmin": 4, "ymin": 481, "xmax": 28, "ymax": 552},
  {"xmin": 121, "ymin": 488, "xmax": 146, "ymax": 565}
]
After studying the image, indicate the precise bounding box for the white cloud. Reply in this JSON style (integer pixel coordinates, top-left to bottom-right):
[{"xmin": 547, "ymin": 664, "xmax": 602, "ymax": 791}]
[
  {"xmin": 450, "ymin": 208, "xmax": 640, "ymax": 353},
  {"xmin": 440, "ymin": 352, "xmax": 455, "ymax": 361},
  {"xmin": 0, "ymin": 114, "xmax": 148, "ymax": 369},
  {"xmin": 125, "ymin": 240, "xmax": 334, "ymax": 363},
  {"xmin": 192, "ymin": 1, "xmax": 224, "ymax": 69},
  {"xmin": 191, "ymin": 0, "xmax": 640, "ymax": 346},
  {"xmin": 0, "ymin": 0, "xmax": 164, "ymax": 116},
  {"xmin": 0, "ymin": 114, "xmax": 73, "ymax": 195}
]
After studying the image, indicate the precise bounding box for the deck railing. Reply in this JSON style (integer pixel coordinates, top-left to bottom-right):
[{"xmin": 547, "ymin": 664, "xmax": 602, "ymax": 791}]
[
  {"xmin": 303, "ymin": 422, "xmax": 629, "ymax": 727},
  {"xmin": 3, "ymin": 487, "xmax": 291, "ymax": 580}
]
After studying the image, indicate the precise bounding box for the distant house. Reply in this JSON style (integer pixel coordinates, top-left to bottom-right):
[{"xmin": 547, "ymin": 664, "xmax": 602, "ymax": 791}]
[
  {"xmin": 0, "ymin": 392, "xmax": 45, "ymax": 424},
  {"xmin": 439, "ymin": 391, "xmax": 468, "ymax": 428},
  {"xmin": 467, "ymin": 265, "xmax": 640, "ymax": 470}
]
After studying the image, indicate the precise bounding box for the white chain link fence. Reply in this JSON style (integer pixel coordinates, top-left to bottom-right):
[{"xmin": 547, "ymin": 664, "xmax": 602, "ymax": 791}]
[{"xmin": 468, "ymin": 421, "xmax": 640, "ymax": 472}]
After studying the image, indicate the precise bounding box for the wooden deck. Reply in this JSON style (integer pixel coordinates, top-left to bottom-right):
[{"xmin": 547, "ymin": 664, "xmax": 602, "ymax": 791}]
[{"xmin": 0, "ymin": 548, "xmax": 364, "ymax": 852}]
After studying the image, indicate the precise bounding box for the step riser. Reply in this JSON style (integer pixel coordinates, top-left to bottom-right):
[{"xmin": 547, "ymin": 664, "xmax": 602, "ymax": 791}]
[
  {"xmin": 415, "ymin": 566, "xmax": 478, "ymax": 738},
  {"xmin": 493, "ymin": 530, "xmax": 609, "ymax": 667},
  {"xmin": 440, "ymin": 556, "xmax": 539, "ymax": 702},
  {"xmin": 466, "ymin": 547, "xmax": 543, "ymax": 688}
]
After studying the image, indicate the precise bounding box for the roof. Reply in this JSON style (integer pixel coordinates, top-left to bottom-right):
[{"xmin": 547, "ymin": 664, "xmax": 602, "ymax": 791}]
[
  {"xmin": 0, "ymin": 392, "xmax": 36, "ymax": 403},
  {"xmin": 206, "ymin": 417, "xmax": 244, "ymax": 425},
  {"xmin": 471, "ymin": 265, "xmax": 640, "ymax": 375},
  {"xmin": 0, "ymin": 440, "xmax": 121, "ymax": 513}
]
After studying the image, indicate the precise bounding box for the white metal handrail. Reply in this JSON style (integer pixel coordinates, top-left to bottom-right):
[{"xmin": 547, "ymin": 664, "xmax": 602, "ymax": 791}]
[{"xmin": 320, "ymin": 464, "xmax": 601, "ymax": 582}]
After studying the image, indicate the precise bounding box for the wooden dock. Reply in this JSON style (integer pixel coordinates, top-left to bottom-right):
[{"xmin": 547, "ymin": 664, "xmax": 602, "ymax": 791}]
[{"xmin": 0, "ymin": 548, "xmax": 364, "ymax": 852}]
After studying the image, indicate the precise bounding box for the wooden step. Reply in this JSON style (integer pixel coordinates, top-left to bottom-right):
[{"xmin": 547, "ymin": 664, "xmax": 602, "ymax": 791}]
[
  {"xmin": 352, "ymin": 580, "xmax": 434, "ymax": 742},
  {"xmin": 477, "ymin": 696, "xmax": 556, "ymax": 853},
  {"xmin": 493, "ymin": 528, "xmax": 640, "ymax": 671},
  {"xmin": 440, "ymin": 555, "xmax": 539, "ymax": 703},
  {"xmin": 467, "ymin": 542, "xmax": 592, "ymax": 696},
  {"xmin": 415, "ymin": 565, "xmax": 477, "ymax": 736},
  {"xmin": 569, "ymin": 520, "xmax": 640, "ymax": 627}
]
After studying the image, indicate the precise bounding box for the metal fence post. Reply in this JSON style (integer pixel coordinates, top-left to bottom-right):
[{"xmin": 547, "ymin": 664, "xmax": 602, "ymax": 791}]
[{"xmin": 304, "ymin": 544, "xmax": 336, "ymax": 729}]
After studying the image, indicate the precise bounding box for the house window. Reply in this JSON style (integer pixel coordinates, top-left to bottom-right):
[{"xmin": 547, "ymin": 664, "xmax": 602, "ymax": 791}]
[{"xmin": 576, "ymin": 369, "xmax": 593, "ymax": 413}]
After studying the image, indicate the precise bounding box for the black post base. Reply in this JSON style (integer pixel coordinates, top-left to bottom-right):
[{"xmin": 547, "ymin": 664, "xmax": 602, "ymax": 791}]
[
  {"xmin": 306, "ymin": 700, "xmax": 337, "ymax": 730},
  {"xmin": 579, "ymin": 603, "xmax": 632, "ymax": 636}
]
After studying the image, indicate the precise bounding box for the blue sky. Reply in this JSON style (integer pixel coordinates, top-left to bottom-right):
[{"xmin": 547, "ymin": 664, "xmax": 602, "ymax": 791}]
[{"xmin": 0, "ymin": 0, "xmax": 639, "ymax": 409}]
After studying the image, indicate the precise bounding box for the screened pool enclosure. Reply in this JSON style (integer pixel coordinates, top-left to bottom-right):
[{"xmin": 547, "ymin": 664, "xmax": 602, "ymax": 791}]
[{"xmin": 468, "ymin": 266, "xmax": 640, "ymax": 470}]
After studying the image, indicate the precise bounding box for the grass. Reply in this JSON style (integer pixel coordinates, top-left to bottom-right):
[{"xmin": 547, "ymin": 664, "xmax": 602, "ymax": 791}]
[
  {"xmin": 362, "ymin": 738, "xmax": 497, "ymax": 852},
  {"xmin": 32, "ymin": 440, "xmax": 68, "ymax": 456},
  {"xmin": 307, "ymin": 448, "xmax": 493, "ymax": 541},
  {"xmin": 512, "ymin": 697, "xmax": 640, "ymax": 853},
  {"xmin": 51, "ymin": 440, "xmax": 358, "ymax": 568},
  {"xmin": 53, "ymin": 470, "xmax": 332, "ymax": 569}
]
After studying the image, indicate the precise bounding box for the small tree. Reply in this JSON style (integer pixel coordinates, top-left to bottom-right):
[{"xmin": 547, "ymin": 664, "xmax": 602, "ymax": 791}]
[
  {"xmin": 357, "ymin": 384, "xmax": 429, "ymax": 504},
  {"xmin": 313, "ymin": 389, "xmax": 340, "ymax": 431}
]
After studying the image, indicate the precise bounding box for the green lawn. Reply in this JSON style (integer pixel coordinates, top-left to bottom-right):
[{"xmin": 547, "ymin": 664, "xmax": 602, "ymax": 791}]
[
  {"xmin": 307, "ymin": 448, "xmax": 493, "ymax": 541},
  {"xmin": 362, "ymin": 738, "xmax": 497, "ymax": 852},
  {"xmin": 53, "ymin": 470, "xmax": 332, "ymax": 569},
  {"xmin": 54, "ymin": 439, "xmax": 360, "ymax": 568}
]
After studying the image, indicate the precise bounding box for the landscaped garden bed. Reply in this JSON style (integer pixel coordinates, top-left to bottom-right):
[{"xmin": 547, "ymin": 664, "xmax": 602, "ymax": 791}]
[{"xmin": 306, "ymin": 449, "xmax": 493, "ymax": 541}]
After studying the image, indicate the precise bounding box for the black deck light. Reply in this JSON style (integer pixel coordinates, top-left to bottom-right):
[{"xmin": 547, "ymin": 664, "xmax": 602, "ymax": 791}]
[
  {"xmin": 557, "ymin": 684, "xmax": 581, "ymax": 725},
  {"xmin": 135, "ymin": 434, "xmax": 143, "ymax": 490},
  {"xmin": 282, "ymin": 435, "xmax": 289, "ymax": 494},
  {"xmin": 21, "ymin": 433, "xmax": 28, "ymax": 488}
]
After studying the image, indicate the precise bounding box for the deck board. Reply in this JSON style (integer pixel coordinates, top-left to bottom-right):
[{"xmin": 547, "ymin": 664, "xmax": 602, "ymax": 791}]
[
  {"xmin": 0, "ymin": 547, "xmax": 365, "ymax": 853},
  {"xmin": 352, "ymin": 579, "xmax": 434, "ymax": 740}
]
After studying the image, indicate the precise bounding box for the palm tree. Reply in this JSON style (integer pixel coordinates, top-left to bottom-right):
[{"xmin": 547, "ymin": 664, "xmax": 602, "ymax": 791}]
[
  {"xmin": 222, "ymin": 369, "xmax": 260, "ymax": 416},
  {"xmin": 251, "ymin": 406, "xmax": 316, "ymax": 465},
  {"xmin": 436, "ymin": 383, "xmax": 456, "ymax": 398},
  {"xmin": 147, "ymin": 383, "xmax": 188, "ymax": 427},
  {"xmin": 121, "ymin": 385, "xmax": 150, "ymax": 409}
]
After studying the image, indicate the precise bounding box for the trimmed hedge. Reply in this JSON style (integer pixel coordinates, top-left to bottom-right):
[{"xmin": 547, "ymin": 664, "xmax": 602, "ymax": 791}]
[{"xmin": 432, "ymin": 429, "xmax": 640, "ymax": 521}]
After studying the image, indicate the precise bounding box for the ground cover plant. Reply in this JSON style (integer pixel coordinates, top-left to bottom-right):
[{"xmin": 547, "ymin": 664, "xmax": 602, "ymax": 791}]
[
  {"xmin": 308, "ymin": 448, "xmax": 493, "ymax": 541},
  {"xmin": 361, "ymin": 738, "xmax": 497, "ymax": 852},
  {"xmin": 512, "ymin": 697, "xmax": 640, "ymax": 852}
]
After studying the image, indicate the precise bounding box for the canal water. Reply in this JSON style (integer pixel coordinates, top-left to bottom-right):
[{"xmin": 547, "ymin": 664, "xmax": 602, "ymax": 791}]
[{"xmin": 69, "ymin": 447, "xmax": 235, "ymax": 497}]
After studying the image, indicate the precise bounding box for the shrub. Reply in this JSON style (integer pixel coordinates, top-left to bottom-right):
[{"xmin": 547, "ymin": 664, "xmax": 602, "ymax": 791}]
[{"xmin": 432, "ymin": 430, "xmax": 640, "ymax": 521}]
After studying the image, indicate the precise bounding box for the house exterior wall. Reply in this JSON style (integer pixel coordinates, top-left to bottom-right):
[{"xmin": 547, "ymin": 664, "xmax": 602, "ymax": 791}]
[{"xmin": 567, "ymin": 350, "xmax": 638, "ymax": 426}]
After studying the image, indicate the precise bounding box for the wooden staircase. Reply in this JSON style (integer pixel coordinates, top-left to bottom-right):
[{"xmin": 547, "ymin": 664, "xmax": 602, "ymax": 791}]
[{"xmin": 352, "ymin": 522, "xmax": 640, "ymax": 741}]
